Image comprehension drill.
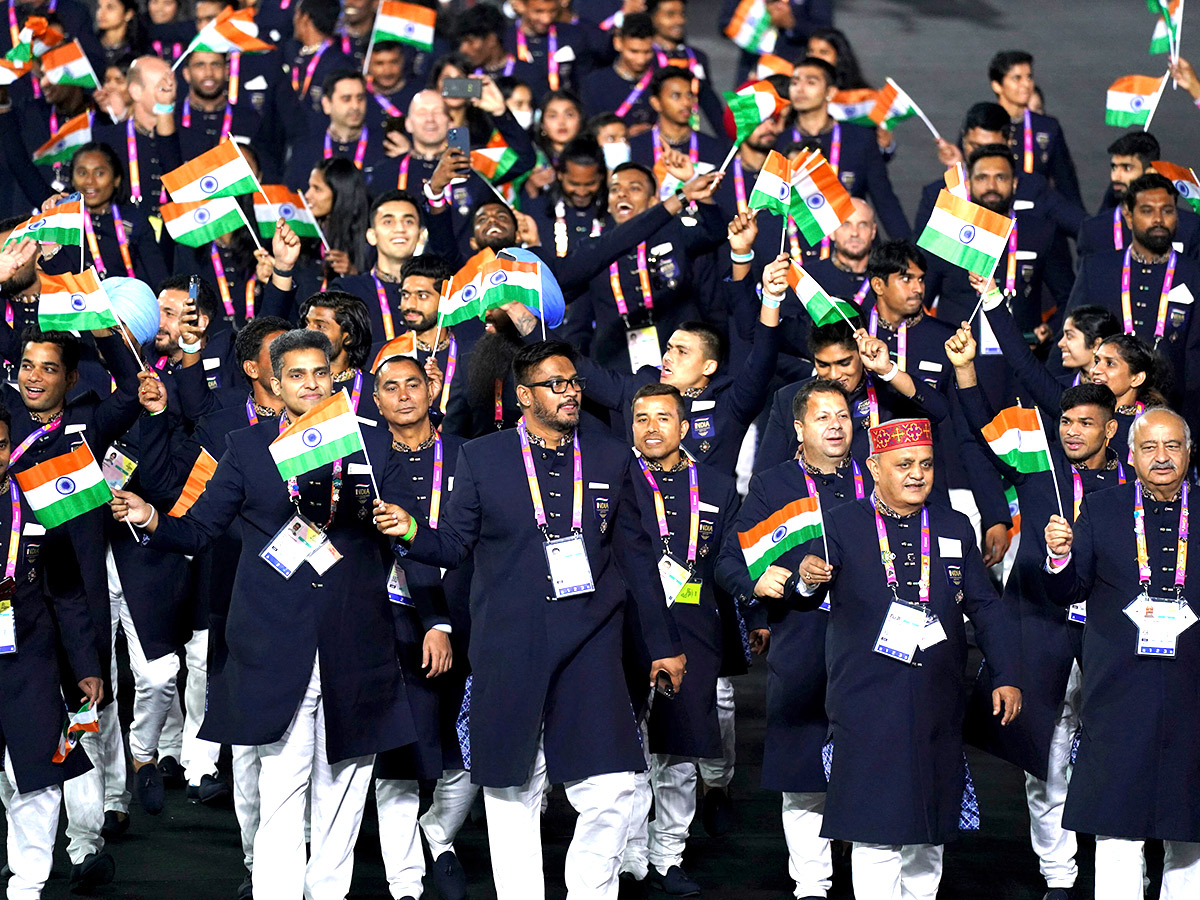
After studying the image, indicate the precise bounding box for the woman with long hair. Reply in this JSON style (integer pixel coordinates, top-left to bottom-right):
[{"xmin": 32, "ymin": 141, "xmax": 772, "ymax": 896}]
[
  {"xmin": 524, "ymin": 90, "xmax": 584, "ymax": 200},
  {"xmin": 1091, "ymin": 333, "xmax": 1170, "ymax": 459},
  {"xmin": 95, "ymin": 0, "xmax": 146, "ymax": 68},
  {"xmin": 305, "ymin": 157, "xmax": 372, "ymax": 281},
  {"xmin": 1058, "ymin": 306, "xmax": 1120, "ymax": 384},
  {"xmin": 806, "ymin": 27, "xmax": 869, "ymax": 90}
]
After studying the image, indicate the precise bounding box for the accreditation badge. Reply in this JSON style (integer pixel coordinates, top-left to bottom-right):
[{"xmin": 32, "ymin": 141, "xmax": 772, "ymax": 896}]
[
  {"xmin": 626, "ymin": 325, "xmax": 661, "ymax": 373},
  {"xmin": 544, "ymin": 534, "xmax": 595, "ymax": 598},
  {"xmin": 1125, "ymin": 595, "xmax": 1196, "ymax": 657},
  {"xmin": 387, "ymin": 561, "xmax": 414, "ymax": 607},
  {"xmin": 658, "ymin": 554, "xmax": 691, "ymax": 606},
  {"xmin": 260, "ymin": 514, "xmax": 339, "ymax": 579},
  {"xmin": 0, "ymin": 576, "xmax": 15, "ymax": 653},
  {"xmin": 873, "ymin": 600, "xmax": 925, "ymax": 664}
]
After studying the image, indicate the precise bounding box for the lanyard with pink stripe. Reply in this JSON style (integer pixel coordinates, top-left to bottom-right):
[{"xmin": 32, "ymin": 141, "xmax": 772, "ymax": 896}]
[
  {"xmin": 9, "ymin": 417, "xmax": 63, "ymax": 466},
  {"xmin": 517, "ymin": 421, "xmax": 581, "ymax": 538},
  {"xmin": 324, "ymin": 127, "xmax": 368, "ymax": 169},
  {"xmin": 1120, "ymin": 246, "xmax": 1177, "ymax": 342},
  {"xmin": 638, "ymin": 457, "xmax": 698, "ymax": 565},
  {"xmin": 872, "ymin": 495, "xmax": 930, "ymax": 604}
]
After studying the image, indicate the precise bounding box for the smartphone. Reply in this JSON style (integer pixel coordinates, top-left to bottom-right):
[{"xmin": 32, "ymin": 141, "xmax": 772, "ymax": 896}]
[
  {"xmin": 654, "ymin": 670, "xmax": 676, "ymax": 699},
  {"xmin": 384, "ymin": 115, "xmax": 406, "ymax": 136},
  {"xmin": 447, "ymin": 126, "xmax": 471, "ymax": 154},
  {"xmin": 59, "ymin": 191, "xmax": 82, "ymax": 206},
  {"xmin": 442, "ymin": 77, "xmax": 482, "ymax": 100}
]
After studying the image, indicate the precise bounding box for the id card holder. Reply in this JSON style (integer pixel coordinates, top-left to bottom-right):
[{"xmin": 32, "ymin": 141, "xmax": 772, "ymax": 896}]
[
  {"xmin": 658, "ymin": 554, "xmax": 691, "ymax": 606},
  {"xmin": 873, "ymin": 600, "xmax": 926, "ymax": 664},
  {"xmin": 1125, "ymin": 594, "xmax": 1183, "ymax": 657},
  {"xmin": 918, "ymin": 612, "xmax": 947, "ymax": 650},
  {"xmin": 260, "ymin": 514, "xmax": 327, "ymax": 580},
  {"xmin": 387, "ymin": 561, "xmax": 414, "ymax": 607},
  {"xmin": 979, "ymin": 308, "xmax": 1003, "ymax": 356},
  {"xmin": 102, "ymin": 444, "xmax": 138, "ymax": 490},
  {"xmin": 307, "ymin": 538, "xmax": 342, "ymax": 574},
  {"xmin": 1067, "ymin": 602, "xmax": 1087, "ymax": 625},
  {"xmin": 626, "ymin": 326, "xmax": 661, "ymax": 373},
  {"xmin": 674, "ymin": 580, "xmax": 701, "ymax": 605},
  {"xmin": 0, "ymin": 598, "xmax": 14, "ymax": 655},
  {"xmin": 544, "ymin": 534, "xmax": 595, "ymax": 599}
]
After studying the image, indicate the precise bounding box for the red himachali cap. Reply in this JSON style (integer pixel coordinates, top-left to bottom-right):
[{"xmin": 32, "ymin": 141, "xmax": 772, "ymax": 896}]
[{"xmin": 868, "ymin": 418, "xmax": 933, "ymax": 456}]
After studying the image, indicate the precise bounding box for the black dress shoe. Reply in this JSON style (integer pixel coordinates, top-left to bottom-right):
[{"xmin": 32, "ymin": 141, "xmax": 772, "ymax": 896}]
[
  {"xmin": 69, "ymin": 851, "xmax": 115, "ymax": 893},
  {"xmin": 101, "ymin": 809, "xmax": 129, "ymax": 839},
  {"xmin": 157, "ymin": 754, "xmax": 185, "ymax": 786},
  {"xmin": 700, "ymin": 787, "xmax": 732, "ymax": 837},
  {"xmin": 188, "ymin": 773, "xmax": 233, "ymax": 806},
  {"xmin": 0, "ymin": 863, "xmax": 10, "ymax": 879},
  {"xmin": 618, "ymin": 871, "xmax": 646, "ymax": 900},
  {"xmin": 237, "ymin": 873, "xmax": 253, "ymax": 900},
  {"xmin": 135, "ymin": 762, "xmax": 165, "ymax": 815},
  {"xmin": 1044, "ymin": 890, "xmax": 1073, "ymax": 900},
  {"xmin": 647, "ymin": 865, "xmax": 701, "ymax": 897},
  {"xmin": 429, "ymin": 850, "xmax": 467, "ymax": 900}
]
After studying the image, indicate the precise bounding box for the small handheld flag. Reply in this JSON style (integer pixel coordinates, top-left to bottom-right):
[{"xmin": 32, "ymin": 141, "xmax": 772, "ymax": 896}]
[
  {"xmin": 6, "ymin": 16, "xmax": 64, "ymax": 64},
  {"xmin": 3, "ymin": 199, "xmax": 83, "ymax": 247},
  {"xmin": 52, "ymin": 703, "xmax": 99, "ymax": 763},
  {"xmin": 787, "ymin": 261, "xmax": 858, "ymax": 328},
  {"xmin": 470, "ymin": 131, "xmax": 520, "ymax": 183},
  {"xmin": 167, "ymin": 449, "xmax": 219, "ymax": 517},
  {"xmin": 723, "ymin": 81, "xmax": 789, "ymax": 146},
  {"xmin": 438, "ymin": 248, "xmax": 494, "ymax": 327},
  {"xmin": 160, "ymin": 196, "xmax": 246, "ymax": 247},
  {"xmin": 872, "ymin": 78, "xmax": 941, "ymax": 140},
  {"xmin": 747, "ymin": 149, "xmax": 792, "ymax": 218},
  {"xmin": 1106, "ymin": 74, "xmax": 1169, "ymax": 127},
  {"xmin": 788, "ymin": 153, "xmax": 854, "ymax": 245},
  {"xmin": 14, "ymin": 444, "xmax": 112, "ymax": 528},
  {"xmin": 40, "ymin": 40, "xmax": 99, "ymax": 89},
  {"xmin": 0, "ymin": 58, "xmax": 32, "ymax": 84},
  {"xmin": 369, "ymin": 0, "xmax": 436, "ymax": 52},
  {"xmin": 739, "ymin": 497, "xmax": 823, "ymax": 580},
  {"xmin": 33, "ymin": 112, "xmax": 92, "ymax": 167},
  {"xmin": 479, "ymin": 256, "xmax": 542, "ymax": 314},
  {"xmin": 191, "ymin": 6, "xmax": 274, "ymax": 54},
  {"xmin": 916, "ymin": 189, "xmax": 1015, "ymax": 278},
  {"xmin": 269, "ymin": 391, "xmax": 366, "ymax": 481},
  {"xmin": 723, "ymin": 0, "xmax": 777, "ymax": 55},
  {"xmin": 371, "ymin": 333, "xmax": 418, "ymax": 373},
  {"xmin": 981, "ymin": 406, "xmax": 1053, "ymax": 474},
  {"xmin": 38, "ymin": 269, "xmax": 119, "ymax": 331},
  {"xmin": 944, "ymin": 162, "xmax": 969, "ymax": 201},
  {"xmin": 829, "ymin": 88, "xmax": 880, "ymax": 127},
  {"xmin": 1151, "ymin": 160, "xmax": 1200, "ymax": 212},
  {"xmin": 162, "ymin": 138, "xmax": 259, "ymax": 203},
  {"xmin": 252, "ymin": 185, "xmax": 320, "ymax": 239}
]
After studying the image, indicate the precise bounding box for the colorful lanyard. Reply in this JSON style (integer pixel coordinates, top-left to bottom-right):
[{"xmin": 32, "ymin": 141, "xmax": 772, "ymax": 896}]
[
  {"xmin": 1069, "ymin": 463, "xmax": 1127, "ymax": 521},
  {"xmin": 852, "ymin": 276, "xmax": 871, "ymax": 306},
  {"xmin": 228, "ymin": 52, "xmax": 240, "ymax": 104},
  {"xmin": 802, "ymin": 458, "xmax": 865, "ymax": 501},
  {"xmin": 515, "ymin": 26, "xmax": 558, "ymax": 91},
  {"xmin": 10, "ymin": 417, "xmax": 63, "ymax": 465},
  {"xmin": 615, "ymin": 68, "xmax": 653, "ymax": 118},
  {"xmin": 246, "ymin": 396, "xmax": 259, "ymax": 426},
  {"xmin": 126, "ymin": 117, "xmax": 146, "ymax": 204},
  {"xmin": 280, "ymin": 412, "xmax": 343, "ymax": 529},
  {"xmin": 652, "ymin": 125, "xmax": 697, "ymax": 166},
  {"xmin": 293, "ymin": 40, "xmax": 330, "ymax": 95},
  {"xmin": 1022, "ymin": 109, "xmax": 1034, "ymax": 174},
  {"xmin": 438, "ymin": 335, "xmax": 457, "ymax": 415},
  {"xmin": 371, "ymin": 270, "xmax": 396, "ymax": 340},
  {"xmin": 868, "ymin": 309, "xmax": 907, "ymax": 372},
  {"xmin": 428, "ymin": 433, "xmax": 443, "ymax": 529},
  {"xmin": 732, "ymin": 157, "xmax": 747, "ymax": 215},
  {"xmin": 493, "ymin": 379, "xmax": 504, "ymax": 427},
  {"xmin": 1134, "ymin": 481, "xmax": 1189, "ymax": 594},
  {"xmin": 863, "ymin": 380, "xmax": 880, "ymax": 429},
  {"xmin": 552, "ymin": 200, "xmax": 602, "ymax": 257},
  {"xmin": 152, "ymin": 39, "xmax": 183, "ymax": 61},
  {"xmin": 182, "ymin": 97, "xmax": 233, "ymax": 141},
  {"xmin": 339, "ymin": 369, "xmax": 363, "ymax": 412},
  {"xmin": 396, "ymin": 154, "xmax": 410, "ymax": 190},
  {"xmin": 1004, "ymin": 217, "xmax": 1018, "ymax": 295},
  {"xmin": 1120, "ymin": 247, "xmax": 1178, "ymax": 340},
  {"xmin": 324, "ymin": 127, "xmax": 368, "ymax": 169},
  {"xmin": 1112, "ymin": 206, "xmax": 1124, "ymax": 250},
  {"xmin": 4, "ymin": 481, "xmax": 20, "ymax": 581},
  {"xmin": 517, "ymin": 420, "xmax": 582, "ymax": 538},
  {"xmin": 872, "ymin": 496, "xmax": 930, "ymax": 604},
  {"xmin": 84, "ymin": 207, "xmax": 135, "ymax": 278},
  {"xmin": 638, "ymin": 457, "xmax": 698, "ymax": 564},
  {"xmin": 609, "ymin": 243, "xmax": 653, "ymax": 322},
  {"xmin": 474, "ymin": 56, "xmax": 516, "ymax": 78},
  {"xmin": 371, "ymin": 88, "xmax": 402, "ymax": 117},
  {"xmin": 210, "ymin": 243, "xmax": 236, "ymax": 318}
]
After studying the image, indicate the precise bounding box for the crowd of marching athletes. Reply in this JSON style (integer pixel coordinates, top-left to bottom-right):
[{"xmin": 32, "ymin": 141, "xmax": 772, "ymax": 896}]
[{"xmin": 1, "ymin": 0, "xmax": 1200, "ymax": 898}]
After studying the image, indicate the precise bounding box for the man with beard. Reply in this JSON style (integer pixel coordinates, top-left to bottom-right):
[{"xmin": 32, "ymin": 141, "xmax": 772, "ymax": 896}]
[
  {"xmin": 375, "ymin": 339, "xmax": 685, "ymax": 900},
  {"xmin": 1066, "ymin": 173, "xmax": 1200, "ymax": 429},
  {"xmin": 443, "ymin": 304, "xmax": 526, "ymax": 438},
  {"xmin": 176, "ymin": 51, "xmax": 267, "ymax": 174},
  {"xmin": 330, "ymin": 190, "xmax": 424, "ymax": 344},
  {"xmin": 948, "ymin": 328, "xmax": 1126, "ymax": 900},
  {"xmin": 300, "ymin": 290, "xmax": 381, "ymax": 421},
  {"xmin": 804, "ymin": 199, "xmax": 878, "ymax": 304},
  {"xmin": 523, "ymin": 138, "xmax": 608, "ymax": 260},
  {"xmin": 629, "ymin": 68, "xmax": 729, "ymax": 173},
  {"xmin": 1077, "ymin": 132, "xmax": 1200, "ymax": 259},
  {"xmin": 151, "ymin": 276, "xmax": 237, "ymax": 393},
  {"xmin": 1043, "ymin": 408, "xmax": 1200, "ymax": 897},
  {"xmin": 285, "ymin": 70, "xmax": 390, "ymax": 189}
]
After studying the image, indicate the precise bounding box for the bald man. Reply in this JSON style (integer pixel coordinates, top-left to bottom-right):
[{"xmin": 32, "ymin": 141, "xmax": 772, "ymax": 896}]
[
  {"xmin": 1044, "ymin": 408, "xmax": 1200, "ymax": 899},
  {"xmin": 804, "ymin": 198, "xmax": 879, "ymax": 305},
  {"xmin": 93, "ymin": 56, "xmax": 182, "ymax": 216},
  {"xmin": 366, "ymin": 90, "xmax": 451, "ymax": 196}
]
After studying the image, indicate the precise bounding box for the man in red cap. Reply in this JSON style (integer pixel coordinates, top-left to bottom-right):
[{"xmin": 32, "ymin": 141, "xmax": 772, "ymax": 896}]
[{"xmin": 784, "ymin": 418, "xmax": 1022, "ymax": 900}]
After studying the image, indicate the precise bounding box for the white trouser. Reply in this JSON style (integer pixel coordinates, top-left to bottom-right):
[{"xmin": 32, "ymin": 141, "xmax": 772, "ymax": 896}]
[
  {"xmin": 62, "ymin": 702, "xmax": 127, "ymax": 864},
  {"xmin": 158, "ymin": 691, "xmax": 184, "ymax": 761},
  {"xmin": 621, "ymin": 767, "xmax": 652, "ymax": 881},
  {"xmin": 698, "ymin": 677, "xmax": 735, "ymax": 790},
  {"xmin": 4, "ymin": 750, "xmax": 61, "ymax": 900},
  {"xmin": 178, "ymin": 630, "xmax": 219, "ymax": 784},
  {"xmin": 107, "ymin": 547, "xmax": 180, "ymax": 764},
  {"xmin": 252, "ymin": 656, "xmax": 374, "ymax": 900},
  {"xmin": 782, "ymin": 792, "xmax": 832, "ymax": 899},
  {"xmin": 851, "ymin": 842, "xmax": 944, "ymax": 900},
  {"xmin": 420, "ymin": 768, "xmax": 479, "ymax": 858},
  {"xmin": 484, "ymin": 731, "xmax": 636, "ymax": 900},
  {"xmin": 232, "ymin": 745, "xmax": 260, "ymax": 872},
  {"xmin": 1095, "ymin": 837, "xmax": 1200, "ymax": 900},
  {"xmin": 376, "ymin": 779, "xmax": 423, "ymax": 899},
  {"xmin": 735, "ymin": 423, "xmax": 757, "ymax": 496},
  {"xmin": 1025, "ymin": 660, "xmax": 1082, "ymax": 889},
  {"xmin": 647, "ymin": 755, "xmax": 697, "ymax": 873}
]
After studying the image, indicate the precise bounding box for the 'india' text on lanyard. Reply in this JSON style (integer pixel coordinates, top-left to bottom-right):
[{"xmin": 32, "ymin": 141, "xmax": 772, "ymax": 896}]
[
  {"xmin": 873, "ymin": 496, "xmax": 930, "ymax": 604},
  {"xmin": 515, "ymin": 27, "xmax": 559, "ymax": 92},
  {"xmin": 868, "ymin": 308, "xmax": 907, "ymax": 372},
  {"xmin": 324, "ymin": 127, "xmax": 368, "ymax": 169},
  {"xmin": 1120, "ymin": 247, "xmax": 1177, "ymax": 342},
  {"xmin": 84, "ymin": 208, "xmax": 136, "ymax": 279},
  {"xmin": 1135, "ymin": 481, "xmax": 1188, "ymax": 597}
]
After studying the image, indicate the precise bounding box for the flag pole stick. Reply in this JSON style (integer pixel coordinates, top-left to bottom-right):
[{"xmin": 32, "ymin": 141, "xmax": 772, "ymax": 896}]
[
  {"xmin": 231, "ymin": 198, "xmax": 264, "ymax": 253},
  {"xmin": 717, "ymin": 141, "xmax": 740, "ymax": 175},
  {"xmin": 966, "ymin": 292, "xmax": 986, "ymax": 326},
  {"xmin": 1143, "ymin": 70, "xmax": 1171, "ymax": 132},
  {"xmin": 361, "ymin": 23, "xmax": 377, "ymax": 77},
  {"xmin": 348, "ymin": 391, "xmax": 383, "ymax": 498},
  {"xmin": 432, "ymin": 307, "xmax": 443, "ymax": 359},
  {"xmin": 299, "ymin": 191, "xmax": 331, "ymax": 251},
  {"xmin": 779, "ymin": 214, "xmax": 787, "ymax": 257},
  {"xmin": 1036, "ymin": 406, "xmax": 1065, "ymax": 520},
  {"xmin": 115, "ymin": 321, "xmax": 148, "ymax": 371},
  {"xmin": 171, "ymin": 34, "xmax": 199, "ymax": 72},
  {"xmin": 230, "ymin": 138, "xmax": 278, "ymax": 226},
  {"xmin": 886, "ymin": 78, "xmax": 941, "ymax": 142},
  {"xmin": 1176, "ymin": 0, "xmax": 1186, "ymax": 80}
]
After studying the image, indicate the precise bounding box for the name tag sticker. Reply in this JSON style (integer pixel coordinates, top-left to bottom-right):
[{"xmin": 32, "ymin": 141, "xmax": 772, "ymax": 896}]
[
  {"xmin": 1015, "ymin": 250, "xmax": 1038, "ymax": 261},
  {"xmin": 347, "ymin": 463, "xmax": 373, "ymax": 475},
  {"xmin": 65, "ymin": 424, "xmax": 87, "ymax": 434},
  {"xmin": 938, "ymin": 537, "xmax": 962, "ymax": 558},
  {"xmin": 699, "ymin": 501, "xmax": 719, "ymax": 513},
  {"xmin": 553, "ymin": 44, "xmax": 575, "ymax": 63},
  {"xmin": 1012, "ymin": 199, "xmax": 1035, "ymax": 210},
  {"xmin": 588, "ymin": 482, "xmax": 609, "ymax": 489},
  {"xmin": 918, "ymin": 360, "xmax": 943, "ymax": 373},
  {"xmin": 202, "ymin": 357, "xmax": 221, "ymax": 370},
  {"xmin": 447, "ymin": 476, "xmax": 454, "ymax": 491},
  {"xmin": 22, "ymin": 523, "xmax": 45, "ymax": 537},
  {"xmin": 1168, "ymin": 284, "xmax": 1194, "ymax": 306},
  {"xmin": 690, "ymin": 400, "xmax": 716, "ymax": 411},
  {"xmin": 650, "ymin": 242, "xmax": 674, "ymax": 256}
]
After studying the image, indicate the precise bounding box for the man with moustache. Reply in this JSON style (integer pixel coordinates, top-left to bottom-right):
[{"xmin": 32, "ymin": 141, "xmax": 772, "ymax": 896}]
[
  {"xmin": 1043, "ymin": 408, "xmax": 1200, "ymax": 897},
  {"xmin": 285, "ymin": 70, "xmax": 390, "ymax": 189},
  {"xmin": 523, "ymin": 138, "xmax": 609, "ymax": 260},
  {"xmin": 716, "ymin": 379, "xmax": 874, "ymax": 900},
  {"xmin": 377, "ymin": 339, "xmax": 685, "ymax": 900},
  {"xmin": 803, "ymin": 199, "xmax": 878, "ymax": 305},
  {"xmin": 1065, "ymin": 173, "xmax": 1200, "ymax": 426},
  {"xmin": 791, "ymin": 419, "xmax": 1022, "ymax": 900},
  {"xmin": 176, "ymin": 50, "xmax": 266, "ymax": 171}
]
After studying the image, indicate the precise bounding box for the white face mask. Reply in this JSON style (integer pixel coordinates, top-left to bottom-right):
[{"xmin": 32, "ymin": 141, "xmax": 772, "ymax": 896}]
[
  {"xmin": 602, "ymin": 140, "xmax": 631, "ymax": 170},
  {"xmin": 512, "ymin": 108, "xmax": 533, "ymax": 130}
]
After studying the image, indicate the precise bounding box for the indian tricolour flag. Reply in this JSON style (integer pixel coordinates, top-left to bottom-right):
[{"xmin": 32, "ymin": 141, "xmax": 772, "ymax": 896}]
[
  {"xmin": 33, "ymin": 112, "xmax": 91, "ymax": 167},
  {"xmin": 253, "ymin": 185, "xmax": 320, "ymax": 238},
  {"xmin": 371, "ymin": 333, "xmax": 418, "ymax": 373},
  {"xmin": 789, "ymin": 155, "xmax": 854, "ymax": 244},
  {"xmin": 1106, "ymin": 74, "xmax": 1165, "ymax": 126},
  {"xmin": 981, "ymin": 406, "xmax": 1052, "ymax": 474},
  {"xmin": 167, "ymin": 449, "xmax": 218, "ymax": 517},
  {"xmin": 189, "ymin": 6, "xmax": 274, "ymax": 54},
  {"xmin": 471, "ymin": 131, "xmax": 519, "ymax": 183},
  {"xmin": 723, "ymin": 0, "xmax": 777, "ymax": 55},
  {"xmin": 38, "ymin": 268, "xmax": 118, "ymax": 331},
  {"xmin": 747, "ymin": 149, "xmax": 791, "ymax": 217},
  {"xmin": 1151, "ymin": 160, "xmax": 1200, "ymax": 212},
  {"xmin": 917, "ymin": 189, "xmax": 1014, "ymax": 277},
  {"xmin": 869, "ymin": 79, "xmax": 918, "ymax": 130},
  {"xmin": 479, "ymin": 257, "xmax": 541, "ymax": 313},
  {"xmin": 41, "ymin": 40, "xmax": 99, "ymax": 89},
  {"xmin": 829, "ymin": 88, "xmax": 879, "ymax": 127},
  {"xmin": 944, "ymin": 162, "xmax": 969, "ymax": 200},
  {"xmin": 270, "ymin": 391, "xmax": 366, "ymax": 481},
  {"xmin": 439, "ymin": 248, "xmax": 494, "ymax": 326},
  {"xmin": 3, "ymin": 199, "xmax": 83, "ymax": 247},
  {"xmin": 52, "ymin": 703, "xmax": 100, "ymax": 764},
  {"xmin": 1149, "ymin": 0, "xmax": 1182, "ymax": 54},
  {"xmin": 0, "ymin": 58, "xmax": 31, "ymax": 84},
  {"xmin": 724, "ymin": 81, "xmax": 788, "ymax": 144},
  {"xmin": 739, "ymin": 495, "xmax": 823, "ymax": 580},
  {"xmin": 160, "ymin": 196, "xmax": 245, "ymax": 247},
  {"xmin": 787, "ymin": 261, "xmax": 856, "ymax": 328},
  {"xmin": 7, "ymin": 16, "xmax": 65, "ymax": 63},
  {"xmin": 754, "ymin": 53, "xmax": 793, "ymax": 80},
  {"xmin": 14, "ymin": 443, "xmax": 111, "ymax": 529},
  {"xmin": 162, "ymin": 138, "xmax": 257, "ymax": 202},
  {"xmin": 370, "ymin": 0, "xmax": 436, "ymax": 52}
]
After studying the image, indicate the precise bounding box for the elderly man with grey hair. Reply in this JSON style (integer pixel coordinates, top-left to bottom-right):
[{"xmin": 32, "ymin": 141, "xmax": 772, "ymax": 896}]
[{"xmin": 1044, "ymin": 407, "xmax": 1200, "ymax": 899}]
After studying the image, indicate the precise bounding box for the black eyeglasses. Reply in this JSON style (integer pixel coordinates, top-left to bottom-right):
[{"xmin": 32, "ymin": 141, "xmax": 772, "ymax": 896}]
[{"xmin": 523, "ymin": 376, "xmax": 587, "ymax": 394}]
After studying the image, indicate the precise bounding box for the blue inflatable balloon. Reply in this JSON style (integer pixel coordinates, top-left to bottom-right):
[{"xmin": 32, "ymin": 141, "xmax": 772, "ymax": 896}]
[{"xmin": 497, "ymin": 247, "xmax": 565, "ymax": 329}]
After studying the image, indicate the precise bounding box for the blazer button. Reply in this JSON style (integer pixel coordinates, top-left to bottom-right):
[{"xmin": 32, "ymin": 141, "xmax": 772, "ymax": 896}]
[{"xmin": 312, "ymin": 582, "xmax": 323, "ymax": 589}]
